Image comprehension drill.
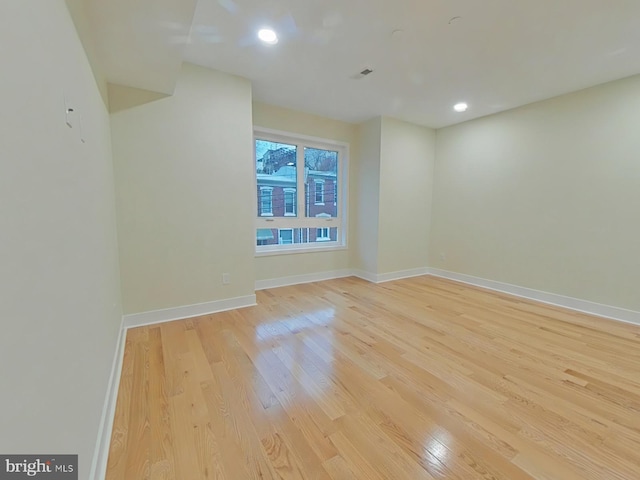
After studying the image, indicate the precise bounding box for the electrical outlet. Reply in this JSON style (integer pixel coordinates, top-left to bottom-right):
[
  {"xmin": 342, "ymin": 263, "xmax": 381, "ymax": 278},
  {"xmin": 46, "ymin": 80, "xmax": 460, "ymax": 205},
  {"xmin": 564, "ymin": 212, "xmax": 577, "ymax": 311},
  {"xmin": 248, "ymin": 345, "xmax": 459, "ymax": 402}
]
[
  {"xmin": 440, "ymin": 253, "xmax": 446, "ymax": 261},
  {"xmin": 222, "ymin": 273, "xmax": 231, "ymax": 285}
]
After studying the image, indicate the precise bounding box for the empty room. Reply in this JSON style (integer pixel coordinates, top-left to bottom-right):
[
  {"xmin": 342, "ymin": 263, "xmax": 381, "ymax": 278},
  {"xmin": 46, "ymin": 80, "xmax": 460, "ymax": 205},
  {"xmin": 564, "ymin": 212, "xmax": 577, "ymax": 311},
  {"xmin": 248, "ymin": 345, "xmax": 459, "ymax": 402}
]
[{"xmin": 2, "ymin": 0, "xmax": 640, "ymax": 479}]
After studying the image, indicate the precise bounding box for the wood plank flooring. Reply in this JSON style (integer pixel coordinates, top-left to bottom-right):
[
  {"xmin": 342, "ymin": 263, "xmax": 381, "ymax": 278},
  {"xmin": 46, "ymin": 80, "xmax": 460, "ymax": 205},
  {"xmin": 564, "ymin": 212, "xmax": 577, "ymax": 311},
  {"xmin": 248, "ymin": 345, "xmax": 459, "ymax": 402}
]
[{"xmin": 105, "ymin": 275, "xmax": 640, "ymax": 479}]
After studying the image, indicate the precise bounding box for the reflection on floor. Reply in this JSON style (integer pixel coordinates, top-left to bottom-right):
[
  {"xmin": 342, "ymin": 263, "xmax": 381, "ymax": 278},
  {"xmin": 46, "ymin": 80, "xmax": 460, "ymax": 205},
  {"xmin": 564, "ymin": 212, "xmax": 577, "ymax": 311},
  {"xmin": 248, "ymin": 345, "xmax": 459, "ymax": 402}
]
[{"xmin": 106, "ymin": 275, "xmax": 640, "ymax": 479}]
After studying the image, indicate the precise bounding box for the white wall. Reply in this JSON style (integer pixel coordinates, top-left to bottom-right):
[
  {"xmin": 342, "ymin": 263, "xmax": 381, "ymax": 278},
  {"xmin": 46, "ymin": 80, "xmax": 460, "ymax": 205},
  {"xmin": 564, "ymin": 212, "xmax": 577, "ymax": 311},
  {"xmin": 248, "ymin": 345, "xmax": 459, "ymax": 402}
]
[
  {"xmin": 353, "ymin": 118, "xmax": 382, "ymax": 273},
  {"xmin": 378, "ymin": 117, "xmax": 436, "ymax": 274},
  {"xmin": 353, "ymin": 117, "xmax": 436, "ymax": 277},
  {"xmin": 0, "ymin": 1, "xmax": 122, "ymax": 477},
  {"xmin": 111, "ymin": 63, "xmax": 255, "ymax": 314},
  {"xmin": 252, "ymin": 102, "xmax": 358, "ymax": 281},
  {"xmin": 64, "ymin": 0, "xmax": 108, "ymax": 104},
  {"xmin": 430, "ymin": 75, "xmax": 640, "ymax": 311}
]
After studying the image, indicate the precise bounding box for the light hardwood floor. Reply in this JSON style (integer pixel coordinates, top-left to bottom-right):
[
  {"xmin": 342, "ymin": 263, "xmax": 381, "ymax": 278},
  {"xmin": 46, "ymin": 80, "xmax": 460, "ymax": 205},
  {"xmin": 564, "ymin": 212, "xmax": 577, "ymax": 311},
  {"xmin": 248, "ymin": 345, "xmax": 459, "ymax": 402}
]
[{"xmin": 106, "ymin": 276, "xmax": 640, "ymax": 479}]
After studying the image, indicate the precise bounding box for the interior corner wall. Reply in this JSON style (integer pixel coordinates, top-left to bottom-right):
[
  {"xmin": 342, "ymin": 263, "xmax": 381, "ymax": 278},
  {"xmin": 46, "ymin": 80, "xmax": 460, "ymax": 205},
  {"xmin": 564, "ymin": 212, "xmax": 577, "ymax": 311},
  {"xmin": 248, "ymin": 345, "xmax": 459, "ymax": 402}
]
[
  {"xmin": 64, "ymin": 0, "xmax": 109, "ymax": 105},
  {"xmin": 0, "ymin": 1, "xmax": 122, "ymax": 477},
  {"xmin": 353, "ymin": 117, "xmax": 382, "ymax": 273},
  {"xmin": 377, "ymin": 117, "xmax": 436, "ymax": 274},
  {"xmin": 110, "ymin": 63, "xmax": 255, "ymax": 315},
  {"xmin": 252, "ymin": 102, "xmax": 358, "ymax": 281},
  {"xmin": 429, "ymin": 75, "xmax": 640, "ymax": 311}
]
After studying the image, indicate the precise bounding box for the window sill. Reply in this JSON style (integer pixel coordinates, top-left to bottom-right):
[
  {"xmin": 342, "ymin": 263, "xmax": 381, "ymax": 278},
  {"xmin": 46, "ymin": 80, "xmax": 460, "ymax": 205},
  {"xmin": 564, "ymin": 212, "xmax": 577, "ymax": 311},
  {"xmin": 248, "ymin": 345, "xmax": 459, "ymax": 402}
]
[{"xmin": 255, "ymin": 243, "xmax": 347, "ymax": 257}]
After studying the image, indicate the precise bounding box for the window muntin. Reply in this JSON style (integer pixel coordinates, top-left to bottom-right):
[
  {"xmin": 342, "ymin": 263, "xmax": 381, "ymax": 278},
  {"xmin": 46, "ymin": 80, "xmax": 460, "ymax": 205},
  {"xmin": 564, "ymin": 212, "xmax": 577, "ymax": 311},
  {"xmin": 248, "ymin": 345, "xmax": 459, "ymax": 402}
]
[{"xmin": 255, "ymin": 130, "xmax": 347, "ymax": 254}]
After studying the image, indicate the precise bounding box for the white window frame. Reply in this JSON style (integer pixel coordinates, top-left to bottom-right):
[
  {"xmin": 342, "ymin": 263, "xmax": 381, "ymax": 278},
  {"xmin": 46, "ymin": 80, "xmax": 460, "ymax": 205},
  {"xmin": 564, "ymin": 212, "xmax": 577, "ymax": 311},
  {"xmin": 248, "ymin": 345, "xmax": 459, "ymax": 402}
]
[
  {"xmin": 314, "ymin": 180, "xmax": 325, "ymax": 205},
  {"xmin": 254, "ymin": 127, "xmax": 348, "ymax": 256},
  {"xmin": 283, "ymin": 187, "xmax": 296, "ymax": 216},
  {"xmin": 259, "ymin": 186, "xmax": 273, "ymax": 217}
]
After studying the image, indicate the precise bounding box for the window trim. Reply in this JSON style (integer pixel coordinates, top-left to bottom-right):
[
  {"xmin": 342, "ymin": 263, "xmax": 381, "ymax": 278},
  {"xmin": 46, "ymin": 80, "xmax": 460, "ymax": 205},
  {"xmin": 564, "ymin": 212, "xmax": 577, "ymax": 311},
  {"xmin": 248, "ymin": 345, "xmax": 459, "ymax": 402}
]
[{"xmin": 254, "ymin": 127, "xmax": 348, "ymax": 256}]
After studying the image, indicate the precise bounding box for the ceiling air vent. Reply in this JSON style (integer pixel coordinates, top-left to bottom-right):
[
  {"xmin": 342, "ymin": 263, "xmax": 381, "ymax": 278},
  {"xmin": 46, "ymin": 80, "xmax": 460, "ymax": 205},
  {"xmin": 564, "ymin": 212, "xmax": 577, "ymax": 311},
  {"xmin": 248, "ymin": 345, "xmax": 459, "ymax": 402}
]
[{"xmin": 351, "ymin": 68, "xmax": 374, "ymax": 80}]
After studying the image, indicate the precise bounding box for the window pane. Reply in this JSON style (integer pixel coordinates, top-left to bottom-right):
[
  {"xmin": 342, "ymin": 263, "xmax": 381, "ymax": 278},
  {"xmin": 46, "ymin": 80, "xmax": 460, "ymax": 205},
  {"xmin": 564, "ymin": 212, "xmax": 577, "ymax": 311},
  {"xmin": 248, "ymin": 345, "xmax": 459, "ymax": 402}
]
[
  {"xmin": 256, "ymin": 228, "xmax": 339, "ymax": 247},
  {"xmin": 305, "ymin": 147, "xmax": 338, "ymax": 218},
  {"xmin": 256, "ymin": 139, "xmax": 297, "ymax": 217}
]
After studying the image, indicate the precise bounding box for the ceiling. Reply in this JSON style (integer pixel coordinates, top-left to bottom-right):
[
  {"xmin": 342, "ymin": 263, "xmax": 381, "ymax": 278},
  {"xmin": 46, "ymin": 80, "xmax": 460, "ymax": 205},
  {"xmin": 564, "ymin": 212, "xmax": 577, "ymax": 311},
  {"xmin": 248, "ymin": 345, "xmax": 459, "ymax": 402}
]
[{"xmin": 85, "ymin": 0, "xmax": 640, "ymax": 128}]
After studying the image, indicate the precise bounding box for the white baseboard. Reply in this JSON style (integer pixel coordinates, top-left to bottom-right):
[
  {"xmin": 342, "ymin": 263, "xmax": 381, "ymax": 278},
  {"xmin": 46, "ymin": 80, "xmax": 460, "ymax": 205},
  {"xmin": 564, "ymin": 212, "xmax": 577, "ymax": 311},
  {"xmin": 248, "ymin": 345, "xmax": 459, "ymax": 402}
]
[
  {"xmin": 427, "ymin": 268, "xmax": 640, "ymax": 326},
  {"xmin": 122, "ymin": 294, "xmax": 257, "ymax": 329},
  {"xmin": 255, "ymin": 269, "xmax": 352, "ymax": 290},
  {"xmin": 255, "ymin": 267, "xmax": 430, "ymax": 290},
  {"xmin": 89, "ymin": 317, "xmax": 126, "ymax": 480},
  {"xmin": 352, "ymin": 267, "xmax": 430, "ymax": 284},
  {"xmin": 351, "ymin": 269, "xmax": 378, "ymax": 283},
  {"xmin": 376, "ymin": 267, "xmax": 430, "ymax": 283}
]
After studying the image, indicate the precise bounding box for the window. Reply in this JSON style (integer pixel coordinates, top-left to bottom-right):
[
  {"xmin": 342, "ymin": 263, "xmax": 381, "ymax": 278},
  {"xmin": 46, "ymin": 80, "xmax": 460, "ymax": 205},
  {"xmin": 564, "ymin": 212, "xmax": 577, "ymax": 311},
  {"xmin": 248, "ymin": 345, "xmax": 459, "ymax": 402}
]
[
  {"xmin": 316, "ymin": 228, "xmax": 330, "ymax": 241},
  {"xmin": 314, "ymin": 180, "xmax": 324, "ymax": 205},
  {"xmin": 257, "ymin": 228, "xmax": 275, "ymax": 246},
  {"xmin": 283, "ymin": 188, "xmax": 296, "ymax": 216},
  {"xmin": 255, "ymin": 129, "xmax": 347, "ymax": 254},
  {"xmin": 278, "ymin": 229, "xmax": 293, "ymax": 244},
  {"xmin": 259, "ymin": 187, "xmax": 273, "ymax": 216}
]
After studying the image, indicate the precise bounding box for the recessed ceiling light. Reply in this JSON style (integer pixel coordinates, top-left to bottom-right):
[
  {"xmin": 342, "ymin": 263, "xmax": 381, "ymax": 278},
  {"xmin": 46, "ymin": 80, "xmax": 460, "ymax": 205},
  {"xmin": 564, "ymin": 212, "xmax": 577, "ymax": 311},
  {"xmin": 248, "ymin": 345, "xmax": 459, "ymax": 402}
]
[
  {"xmin": 454, "ymin": 102, "xmax": 468, "ymax": 112},
  {"xmin": 258, "ymin": 28, "xmax": 278, "ymax": 45}
]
